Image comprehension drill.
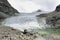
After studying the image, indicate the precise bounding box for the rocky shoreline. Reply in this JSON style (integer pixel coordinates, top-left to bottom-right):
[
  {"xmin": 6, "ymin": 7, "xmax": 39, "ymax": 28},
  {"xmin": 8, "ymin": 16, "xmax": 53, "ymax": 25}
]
[
  {"xmin": 0, "ymin": 26, "xmax": 60, "ymax": 40},
  {"xmin": 0, "ymin": 26, "xmax": 41, "ymax": 40}
]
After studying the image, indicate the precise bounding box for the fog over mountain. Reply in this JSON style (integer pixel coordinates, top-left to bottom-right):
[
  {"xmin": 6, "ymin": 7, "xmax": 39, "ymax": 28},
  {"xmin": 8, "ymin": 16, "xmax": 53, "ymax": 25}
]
[{"xmin": 7, "ymin": 0, "xmax": 60, "ymax": 13}]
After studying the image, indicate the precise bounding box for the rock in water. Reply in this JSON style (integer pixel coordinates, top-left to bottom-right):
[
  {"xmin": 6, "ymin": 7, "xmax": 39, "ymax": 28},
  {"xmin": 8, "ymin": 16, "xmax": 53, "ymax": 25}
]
[{"xmin": 0, "ymin": 0, "xmax": 19, "ymax": 19}]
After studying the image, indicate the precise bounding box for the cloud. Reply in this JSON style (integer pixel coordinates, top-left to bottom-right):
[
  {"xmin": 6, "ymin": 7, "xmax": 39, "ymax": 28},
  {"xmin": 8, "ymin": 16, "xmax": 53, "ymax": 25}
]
[
  {"xmin": 32, "ymin": 0, "xmax": 60, "ymax": 11},
  {"xmin": 7, "ymin": 0, "xmax": 60, "ymax": 13}
]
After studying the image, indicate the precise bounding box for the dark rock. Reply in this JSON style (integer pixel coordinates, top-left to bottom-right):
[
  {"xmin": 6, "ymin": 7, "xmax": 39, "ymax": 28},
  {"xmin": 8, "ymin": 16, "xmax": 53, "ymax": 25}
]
[
  {"xmin": 0, "ymin": 0, "xmax": 19, "ymax": 19},
  {"xmin": 36, "ymin": 14, "xmax": 48, "ymax": 17},
  {"xmin": 55, "ymin": 4, "xmax": 60, "ymax": 12},
  {"xmin": 23, "ymin": 29, "xmax": 28, "ymax": 34},
  {"xmin": 32, "ymin": 9, "xmax": 42, "ymax": 13},
  {"xmin": 0, "ymin": 12, "xmax": 9, "ymax": 19},
  {"xmin": 23, "ymin": 29, "xmax": 33, "ymax": 36},
  {"xmin": 36, "ymin": 10, "xmax": 41, "ymax": 12}
]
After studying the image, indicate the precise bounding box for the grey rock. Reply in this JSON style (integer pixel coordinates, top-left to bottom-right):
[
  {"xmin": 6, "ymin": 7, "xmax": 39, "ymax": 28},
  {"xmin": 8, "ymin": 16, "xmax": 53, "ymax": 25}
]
[
  {"xmin": 0, "ymin": 12, "xmax": 9, "ymax": 19},
  {"xmin": 36, "ymin": 10, "xmax": 42, "ymax": 12},
  {"xmin": 46, "ymin": 12, "xmax": 60, "ymax": 29},
  {"xmin": 36, "ymin": 5, "xmax": 60, "ymax": 29},
  {"xmin": 0, "ymin": 0, "xmax": 19, "ymax": 19},
  {"xmin": 55, "ymin": 4, "xmax": 60, "ymax": 12}
]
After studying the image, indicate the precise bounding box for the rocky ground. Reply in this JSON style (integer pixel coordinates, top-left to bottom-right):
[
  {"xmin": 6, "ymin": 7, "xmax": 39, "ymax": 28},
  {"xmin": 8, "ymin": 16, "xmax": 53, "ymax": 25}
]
[
  {"xmin": 0, "ymin": 26, "xmax": 60, "ymax": 40},
  {"xmin": 0, "ymin": 26, "xmax": 40, "ymax": 40}
]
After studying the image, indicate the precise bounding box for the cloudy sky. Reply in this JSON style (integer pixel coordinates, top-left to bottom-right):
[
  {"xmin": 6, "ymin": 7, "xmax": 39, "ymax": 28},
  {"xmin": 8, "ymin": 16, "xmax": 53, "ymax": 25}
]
[{"xmin": 8, "ymin": 0, "xmax": 60, "ymax": 13}]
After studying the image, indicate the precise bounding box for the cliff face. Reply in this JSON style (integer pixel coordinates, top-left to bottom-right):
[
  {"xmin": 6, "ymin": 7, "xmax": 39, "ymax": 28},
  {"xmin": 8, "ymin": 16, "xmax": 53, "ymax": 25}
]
[
  {"xmin": 0, "ymin": 0, "xmax": 19, "ymax": 19},
  {"xmin": 37, "ymin": 5, "xmax": 60, "ymax": 29}
]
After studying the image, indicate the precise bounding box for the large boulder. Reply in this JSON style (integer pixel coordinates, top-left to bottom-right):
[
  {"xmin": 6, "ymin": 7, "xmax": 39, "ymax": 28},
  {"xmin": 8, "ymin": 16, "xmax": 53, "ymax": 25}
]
[{"xmin": 0, "ymin": 0, "xmax": 19, "ymax": 19}]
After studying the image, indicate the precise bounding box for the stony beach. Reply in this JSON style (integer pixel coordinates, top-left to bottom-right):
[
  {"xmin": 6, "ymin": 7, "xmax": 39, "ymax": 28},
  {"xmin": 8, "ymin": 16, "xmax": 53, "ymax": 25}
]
[
  {"xmin": 0, "ymin": 26, "xmax": 60, "ymax": 40},
  {"xmin": 0, "ymin": 26, "xmax": 41, "ymax": 40}
]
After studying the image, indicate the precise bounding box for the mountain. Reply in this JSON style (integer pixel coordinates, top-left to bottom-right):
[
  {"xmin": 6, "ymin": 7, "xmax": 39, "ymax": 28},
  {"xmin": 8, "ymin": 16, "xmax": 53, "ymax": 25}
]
[
  {"xmin": 0, "ymin": 0, "xmax": 19, "ymax": 19},
  {"xmin": 55, "ymin": 4, "xmax": 60, "ymax": 12},
  {"xmin": 36, "ymin": 5, "xmax": 60, "ymax": 29}
]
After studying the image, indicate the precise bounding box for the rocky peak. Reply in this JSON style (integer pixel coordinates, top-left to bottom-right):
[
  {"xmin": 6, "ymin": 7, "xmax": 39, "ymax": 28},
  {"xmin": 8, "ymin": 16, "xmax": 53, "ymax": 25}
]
[
  {"xmin": 55, "ymin": 4, "xmax": 60, "ymax": 12},
  {"xmin": 0, "ymin": 0, "xmax": 11, "ymax": 6},
  {"xmin": 0, "ymin": 0, "xmax": 19, "ymax": 19},
  {"xmin": 36, "ymin": 10, "xmax": 41, "ymax": 12}
]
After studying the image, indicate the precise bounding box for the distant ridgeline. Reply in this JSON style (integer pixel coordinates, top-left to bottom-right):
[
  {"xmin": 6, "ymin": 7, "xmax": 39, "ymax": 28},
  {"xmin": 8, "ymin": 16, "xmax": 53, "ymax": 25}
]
[
  {"xmin": 0, "ymin": 0, "xmax": 19, "ymax": 19},
  {"xmin": 37, "ymin": 5, "xmax": 60, "ymax": 29}
]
